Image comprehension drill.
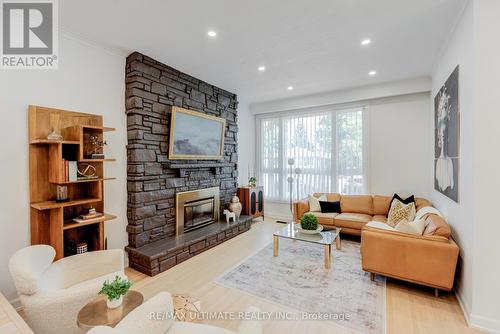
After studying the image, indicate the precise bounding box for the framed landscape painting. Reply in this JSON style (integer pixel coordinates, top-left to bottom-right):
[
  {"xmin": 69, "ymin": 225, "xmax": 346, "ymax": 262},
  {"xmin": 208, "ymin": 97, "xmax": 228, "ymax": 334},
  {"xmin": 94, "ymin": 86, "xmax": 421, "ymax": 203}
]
[
  {"xmin": 434, "ymin": 65, "xmax": 460, "ymax": 202},
  {"xmin": 169, "ymin": 107, "xmax": 226, "ymax": 160}
]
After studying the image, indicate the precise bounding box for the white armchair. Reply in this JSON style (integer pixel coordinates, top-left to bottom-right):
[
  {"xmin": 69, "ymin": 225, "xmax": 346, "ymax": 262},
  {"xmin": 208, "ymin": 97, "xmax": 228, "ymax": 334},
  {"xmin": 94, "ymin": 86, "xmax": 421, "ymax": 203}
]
[
  {"xmin": 88, "ymin": 292, "xmax": 262, "ymax": 334},
  {"xmin": 9, "ymin": 245, "xmax": 126, "ymax": 334}
]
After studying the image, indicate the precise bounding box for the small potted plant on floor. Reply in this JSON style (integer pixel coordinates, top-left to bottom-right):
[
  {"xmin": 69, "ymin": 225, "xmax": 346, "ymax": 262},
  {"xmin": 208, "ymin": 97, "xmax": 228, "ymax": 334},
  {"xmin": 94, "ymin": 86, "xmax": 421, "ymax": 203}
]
[
  {"xmin": 99, "ymin": 276, "xmax": 132, "ymax": 309},
  {"xmin": 297, "ymin": 213, "xmax": 323, "ymax": 234}
]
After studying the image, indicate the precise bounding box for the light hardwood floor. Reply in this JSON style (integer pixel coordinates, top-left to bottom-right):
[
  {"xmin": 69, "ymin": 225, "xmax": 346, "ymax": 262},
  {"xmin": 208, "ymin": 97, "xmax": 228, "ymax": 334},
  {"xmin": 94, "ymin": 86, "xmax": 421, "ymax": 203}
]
[{"xmin": 126, "ymin": 219, "xmax": 481, "ymax": 334}]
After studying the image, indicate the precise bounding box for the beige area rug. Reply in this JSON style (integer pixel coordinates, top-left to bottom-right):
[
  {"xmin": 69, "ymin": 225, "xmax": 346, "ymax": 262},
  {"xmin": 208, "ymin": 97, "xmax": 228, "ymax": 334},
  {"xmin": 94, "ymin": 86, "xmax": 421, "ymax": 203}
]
[{"xmin": 216, "ymin": 239, "xmax": 386, "ymax": 334}]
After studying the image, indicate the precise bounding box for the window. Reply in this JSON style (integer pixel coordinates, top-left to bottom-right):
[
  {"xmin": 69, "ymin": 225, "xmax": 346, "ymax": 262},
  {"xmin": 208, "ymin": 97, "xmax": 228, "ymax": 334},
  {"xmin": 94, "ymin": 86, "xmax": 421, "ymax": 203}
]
[{"xmin": 258, "ymin": 108, "xmax": 367, "ymax": 202}]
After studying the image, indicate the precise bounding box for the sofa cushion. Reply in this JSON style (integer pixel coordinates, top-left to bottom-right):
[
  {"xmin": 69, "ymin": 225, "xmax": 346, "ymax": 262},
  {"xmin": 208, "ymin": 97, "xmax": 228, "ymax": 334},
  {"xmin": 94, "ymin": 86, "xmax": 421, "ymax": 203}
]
[
  {"xmin": 365, "ymin": 220, "xmax": 395, "ymax": 231},
  {"xmin": 424, "ymin": 214, "xmax": 451, "ymax": 238},
  {"xmin": 334, "ymin": 213, "xmax": 372, "ymax": 230},
  {"xmin": 340, "ymin": 195, "xmax": 373, "ymax": 215},
  {"xmin": 372, "ymin": 195, "xmax": 392, "ymax": 215},
  {"xmin": 306, "ymin": 211, "xmax": 337, "ymax": 226},
  {"xmin": 371, "ymin": 215, "xmax": 387, "ymax": 223}
]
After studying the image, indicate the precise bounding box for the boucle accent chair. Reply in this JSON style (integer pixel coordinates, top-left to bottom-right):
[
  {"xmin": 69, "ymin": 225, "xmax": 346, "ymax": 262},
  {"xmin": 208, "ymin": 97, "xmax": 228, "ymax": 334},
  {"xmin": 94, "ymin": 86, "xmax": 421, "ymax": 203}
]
[
  {"xmin": 9, "ymin": 245, "xmax": 126, "ymax": 334},
  {"xmin": 88, "ymin": 292, "xmax": 262, "ymax": 334}
]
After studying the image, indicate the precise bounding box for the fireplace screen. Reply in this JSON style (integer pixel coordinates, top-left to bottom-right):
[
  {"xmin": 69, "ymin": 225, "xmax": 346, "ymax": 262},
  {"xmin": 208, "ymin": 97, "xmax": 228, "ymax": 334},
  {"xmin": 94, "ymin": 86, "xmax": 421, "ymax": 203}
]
[{"xmin": 183, "ymin": 198, "xmax": 215, "ymax": 232}]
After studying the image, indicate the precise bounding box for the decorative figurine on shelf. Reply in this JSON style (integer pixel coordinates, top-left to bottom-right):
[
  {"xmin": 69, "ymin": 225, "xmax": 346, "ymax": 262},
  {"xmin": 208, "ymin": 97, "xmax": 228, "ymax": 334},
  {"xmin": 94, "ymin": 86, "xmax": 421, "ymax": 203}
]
[
  {"xmin": 47, "ymin": 128, "xmax": 63, "ymax": 141},
  {"xmin": 229, "ymin": 195, "xmax": 242, "ymax": 219},
  {"xmin": 56, "ymin": 185, "xmax": 69, "ymax": 202},
  {"xmin": 77, "ymin": 163, "xmax": 98, "ymax": 180},
  {"xmin": 87, "ymin": 134, "xmax": 107, "ymax": 159},
  {"xmin": 248, "ymin": 176, "xmax": 257, "ymax": 188},
  {"xmin": 223, "ymin": 209, "xmax": 236, "ymax": 223}
]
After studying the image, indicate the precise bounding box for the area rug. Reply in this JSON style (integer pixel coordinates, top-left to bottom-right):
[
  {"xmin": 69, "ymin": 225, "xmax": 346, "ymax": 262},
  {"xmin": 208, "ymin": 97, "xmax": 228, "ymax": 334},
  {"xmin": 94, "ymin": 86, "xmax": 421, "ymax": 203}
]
[{"xmin": 216, "ymin": 238, "xmax": 386, "ymax": 334}]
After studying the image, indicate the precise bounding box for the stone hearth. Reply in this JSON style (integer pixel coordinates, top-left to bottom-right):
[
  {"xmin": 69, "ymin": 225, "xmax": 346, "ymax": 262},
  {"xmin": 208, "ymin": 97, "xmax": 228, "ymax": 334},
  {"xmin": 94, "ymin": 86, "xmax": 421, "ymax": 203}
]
[
  {"xmin": 125, "ymin": 52, "xmax": 247, "ymax": 276},
  {"xmin": 126, "ymin": 216, "xmax": 252, "ymax": 276}
]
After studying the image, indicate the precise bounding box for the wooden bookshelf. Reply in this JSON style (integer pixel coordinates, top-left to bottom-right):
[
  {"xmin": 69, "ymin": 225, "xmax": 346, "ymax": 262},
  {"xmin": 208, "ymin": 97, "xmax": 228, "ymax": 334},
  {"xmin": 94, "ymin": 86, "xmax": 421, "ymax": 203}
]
[{"xmin": 28, "ymin": 105, "xmax": 117, "ymax": 260}]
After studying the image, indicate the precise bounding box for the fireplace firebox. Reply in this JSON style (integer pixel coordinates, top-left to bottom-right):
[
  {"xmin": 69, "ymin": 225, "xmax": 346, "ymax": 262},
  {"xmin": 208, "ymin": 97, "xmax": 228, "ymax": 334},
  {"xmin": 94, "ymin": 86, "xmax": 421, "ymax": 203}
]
[{"xmin": 176, "ymin": 187, "xmax": 220, "ymax": 235}]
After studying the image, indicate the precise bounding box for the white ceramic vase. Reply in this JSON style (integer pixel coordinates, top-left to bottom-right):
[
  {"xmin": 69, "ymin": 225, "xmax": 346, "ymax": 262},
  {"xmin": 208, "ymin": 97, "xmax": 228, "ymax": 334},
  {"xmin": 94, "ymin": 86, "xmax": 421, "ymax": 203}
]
[
  {"xmin": 229, "ymin": 195, "xmax": 242, "ymax": 218},
  {"xmin": 106, "ymin": 295, "xmax": 123, "ymax": 309}
]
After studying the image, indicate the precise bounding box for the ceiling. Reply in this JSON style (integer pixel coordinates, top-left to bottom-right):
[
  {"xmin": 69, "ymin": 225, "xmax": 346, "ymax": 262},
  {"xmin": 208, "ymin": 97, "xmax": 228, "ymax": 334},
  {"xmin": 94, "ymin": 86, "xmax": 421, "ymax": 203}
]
[{"xmin": 60, "ymin": 0, "xmax": 465, "ymax": 104}]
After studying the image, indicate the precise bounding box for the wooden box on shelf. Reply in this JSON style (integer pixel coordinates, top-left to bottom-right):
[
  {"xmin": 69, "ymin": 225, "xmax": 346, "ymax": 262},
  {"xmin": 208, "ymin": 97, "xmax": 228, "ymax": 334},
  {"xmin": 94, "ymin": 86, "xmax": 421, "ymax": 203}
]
[
  {"xmin": 28, "ymin": 105, "xmax": 117, "ymax": 260},
  {"xmin": 237, "ymin": 186, "xmax": 264, "ymax": 220}
]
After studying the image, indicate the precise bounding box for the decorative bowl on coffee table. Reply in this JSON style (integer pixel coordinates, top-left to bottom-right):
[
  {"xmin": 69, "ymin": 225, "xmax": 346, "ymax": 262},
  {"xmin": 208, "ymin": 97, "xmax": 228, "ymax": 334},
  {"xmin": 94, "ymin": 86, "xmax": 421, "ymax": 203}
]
[{"xmin": 295, "ymin": 223, "xmax": 324, "ymax": 235}]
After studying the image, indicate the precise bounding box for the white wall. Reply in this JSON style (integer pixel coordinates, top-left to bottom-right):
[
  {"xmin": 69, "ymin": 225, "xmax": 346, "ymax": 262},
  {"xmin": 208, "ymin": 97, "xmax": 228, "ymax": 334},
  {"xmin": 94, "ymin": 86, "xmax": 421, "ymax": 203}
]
[
  {"xmin": 471, "ymin": 0, "xmax": 500, "ymax": 331},
  {"xmin": 432, "ymin": 1, "xmax": 500, "ymax": 331},
  {"xmin": 256, "ymin": 91, "xmax": 432, "ymax": 219},
  {"xmin": 0, "ymin": 33, "xmax": 127, "ymax": 302},
  {"xmin": 369, "ymin": 94, "xmax": 431, "ymax": 197},
  {"xmin": 250, "ymin": 77, "xmax": 430, "ymax": 114},
  {"xmin": 430, "ymin": 0, "xmax": 474, "ymax": 321},
  {"xmin": 236, "ymin": 99, "xmax": 255, "ymax": 186}
]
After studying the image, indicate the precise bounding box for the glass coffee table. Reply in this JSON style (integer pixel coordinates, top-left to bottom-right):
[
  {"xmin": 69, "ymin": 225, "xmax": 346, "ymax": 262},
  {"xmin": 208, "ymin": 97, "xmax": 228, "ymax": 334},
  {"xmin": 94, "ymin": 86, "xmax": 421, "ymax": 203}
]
[{"xmin": 273, "ymin": 223, "xmax": 341, "ymax": 270}]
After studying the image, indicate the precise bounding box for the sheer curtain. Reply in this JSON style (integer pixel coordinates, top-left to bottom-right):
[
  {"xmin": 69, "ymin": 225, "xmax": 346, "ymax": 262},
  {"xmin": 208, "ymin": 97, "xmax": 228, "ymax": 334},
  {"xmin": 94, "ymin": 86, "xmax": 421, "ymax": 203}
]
[{"xmin": 259, "ymin": 108, "xmax": 366, "ymax": 201}]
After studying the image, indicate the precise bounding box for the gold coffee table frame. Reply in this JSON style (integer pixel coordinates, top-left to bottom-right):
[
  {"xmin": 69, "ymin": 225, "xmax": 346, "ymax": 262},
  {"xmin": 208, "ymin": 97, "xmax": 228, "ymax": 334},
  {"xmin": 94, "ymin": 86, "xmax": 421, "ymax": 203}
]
[
  {"xmin": 77, "ymin": 290, "xmax": 144, "ymax": 331},
  {"xmin": 273, "ymin": 223, "xmax": 341, "ymax": 270}
]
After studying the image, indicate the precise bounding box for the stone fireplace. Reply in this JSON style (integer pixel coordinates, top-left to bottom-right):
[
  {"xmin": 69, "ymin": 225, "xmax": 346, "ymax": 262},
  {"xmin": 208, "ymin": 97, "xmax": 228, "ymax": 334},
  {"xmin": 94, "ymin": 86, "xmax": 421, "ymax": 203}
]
[
  {"xmin": 124, "ymin": 52, "xmax": 251, "ymax": 276},
  {"xmin": 176, "ymin": 187, "xmax": 220, "ymax": 235}
]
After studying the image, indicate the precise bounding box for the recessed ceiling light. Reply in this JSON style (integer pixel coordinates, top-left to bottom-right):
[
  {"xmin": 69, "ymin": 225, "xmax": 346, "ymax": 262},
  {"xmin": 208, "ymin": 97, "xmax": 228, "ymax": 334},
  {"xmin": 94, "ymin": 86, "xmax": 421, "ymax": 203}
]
[
  {"xmin": 207, "ymin": 31, "xmax": 217, "ymax": 38},
  {"xmin": 258, "ymin": 65, "xmax": 266, "ymax": 72},
  {"xmin": 361, "ymin": 39, "xmax": 371, "ymax": 46},
  {"xmin": 369, "ymin": 70, "xmax": 377, "ymax": 76},
  {"xmin": 287, "ymin": 86, "xmax": 294, "ymax": 90}
]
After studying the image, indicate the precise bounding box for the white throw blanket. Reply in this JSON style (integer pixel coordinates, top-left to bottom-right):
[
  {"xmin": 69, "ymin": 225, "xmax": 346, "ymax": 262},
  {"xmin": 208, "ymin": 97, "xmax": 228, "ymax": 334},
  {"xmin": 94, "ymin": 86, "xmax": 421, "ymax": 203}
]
[
  {"xmin": 366, "ymin": 206, "xmax": 444, "ymax": 235},
  {"xmin": 414, "ymin": 206, "xmax": 443, "ymax": 220}
]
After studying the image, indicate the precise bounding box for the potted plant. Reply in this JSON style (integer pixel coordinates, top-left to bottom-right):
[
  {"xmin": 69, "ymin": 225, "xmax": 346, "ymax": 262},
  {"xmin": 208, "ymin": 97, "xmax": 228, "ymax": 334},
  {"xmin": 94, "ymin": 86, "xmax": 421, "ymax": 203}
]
[
  {"xmin": 297, "ymin": 213, "xmax": 323, "ymax": 234},
  {"xmin": 99, "ymin": 276, "xmax": 132, "ymax": 309},
  {"xmin": 248, "ymin": 176, "xmax": 257, "ymax": 187}
]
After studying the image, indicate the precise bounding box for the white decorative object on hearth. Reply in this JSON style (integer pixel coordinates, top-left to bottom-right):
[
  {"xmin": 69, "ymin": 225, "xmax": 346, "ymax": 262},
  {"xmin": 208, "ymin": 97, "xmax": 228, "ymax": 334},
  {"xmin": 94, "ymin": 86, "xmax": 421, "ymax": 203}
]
[
  {"xmin": 223, "ymin": 209, "xmax": 236, "ymax": 223},
  {"xmin": 229, "ymin": 195, "xmax": 242, "ymax": 218}
]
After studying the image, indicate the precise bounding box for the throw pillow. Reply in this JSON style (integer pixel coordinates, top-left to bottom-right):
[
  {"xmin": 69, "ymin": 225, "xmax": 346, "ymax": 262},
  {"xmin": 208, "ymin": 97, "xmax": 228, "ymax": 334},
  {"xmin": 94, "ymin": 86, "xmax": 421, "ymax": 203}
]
[
  {"xmin": 390, "ymin": 193, "xmax": 415, "ymax": 207},
  {"xmin": 394, "ymin": 218, "xmax": 426, "ymax": 235},
  {"xmin": 308, "ymin": 195, "xmax": 326, "ymax": 212},
  {"xmin": 319, "ymin": 201, "xmax": 341, "ymax": 213},
  {"xmin": 386, "ymin": 198, "xmax": 416, "ymax": 227}
]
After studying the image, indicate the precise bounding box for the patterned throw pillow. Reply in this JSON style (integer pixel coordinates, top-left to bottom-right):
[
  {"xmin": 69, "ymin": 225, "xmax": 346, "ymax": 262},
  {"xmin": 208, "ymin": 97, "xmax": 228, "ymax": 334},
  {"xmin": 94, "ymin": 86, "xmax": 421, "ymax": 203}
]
[{"xmin": 386, "ymin": 199, "xmax": 416, "ymax": 227}]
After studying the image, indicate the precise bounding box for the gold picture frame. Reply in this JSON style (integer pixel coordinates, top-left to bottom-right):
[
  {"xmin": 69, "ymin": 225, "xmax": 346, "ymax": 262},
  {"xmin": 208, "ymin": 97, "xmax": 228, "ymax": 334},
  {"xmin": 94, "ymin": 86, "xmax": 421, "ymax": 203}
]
[{"xmin": 168, "ymin": 107, "xmax": 226, "ymax": 160}]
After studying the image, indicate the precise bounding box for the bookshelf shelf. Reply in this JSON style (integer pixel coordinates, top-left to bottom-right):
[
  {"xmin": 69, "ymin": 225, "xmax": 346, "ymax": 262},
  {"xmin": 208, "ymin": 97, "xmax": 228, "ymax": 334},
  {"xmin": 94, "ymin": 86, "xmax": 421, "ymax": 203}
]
[
  {"xmin": 51, "ymin": 177, "xmax": 116, "ymax": 185},
  {"xmin": 28, "ymin": 105, "xmax": 117, "ymax": 260},
  {"xmin": 63, "ymin": 213, "xmax": 117, "ymax": 230}
]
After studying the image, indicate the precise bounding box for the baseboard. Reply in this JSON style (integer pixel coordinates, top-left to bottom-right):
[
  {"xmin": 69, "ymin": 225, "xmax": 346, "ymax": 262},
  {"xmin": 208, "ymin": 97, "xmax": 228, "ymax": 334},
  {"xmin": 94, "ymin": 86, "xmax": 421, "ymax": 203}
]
[
  {"xmin": 9, "ymin": 297, "xmax": 22, "ymax": 311},
  {"xmin": 455, "ymin": 288, "xmax": 471, "ymax": 326},
  {"xmin": 469, "ymin": 313, "xmax": 500, "ymax": 334},
  {"xmin": 456, "ymin": 288, "xmax": 500, "ymax": 333},
  {"xmin": 265, "ymin": 212, "xmax": 293, "ymax": 222}
]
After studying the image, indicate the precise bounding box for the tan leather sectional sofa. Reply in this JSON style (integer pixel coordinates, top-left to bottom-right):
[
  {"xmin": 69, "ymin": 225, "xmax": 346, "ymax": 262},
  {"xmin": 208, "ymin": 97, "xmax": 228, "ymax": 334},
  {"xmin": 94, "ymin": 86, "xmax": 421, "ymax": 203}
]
[{"xmin": 293, "ymin": 193, "xmax": 459, "ymax": 294}]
